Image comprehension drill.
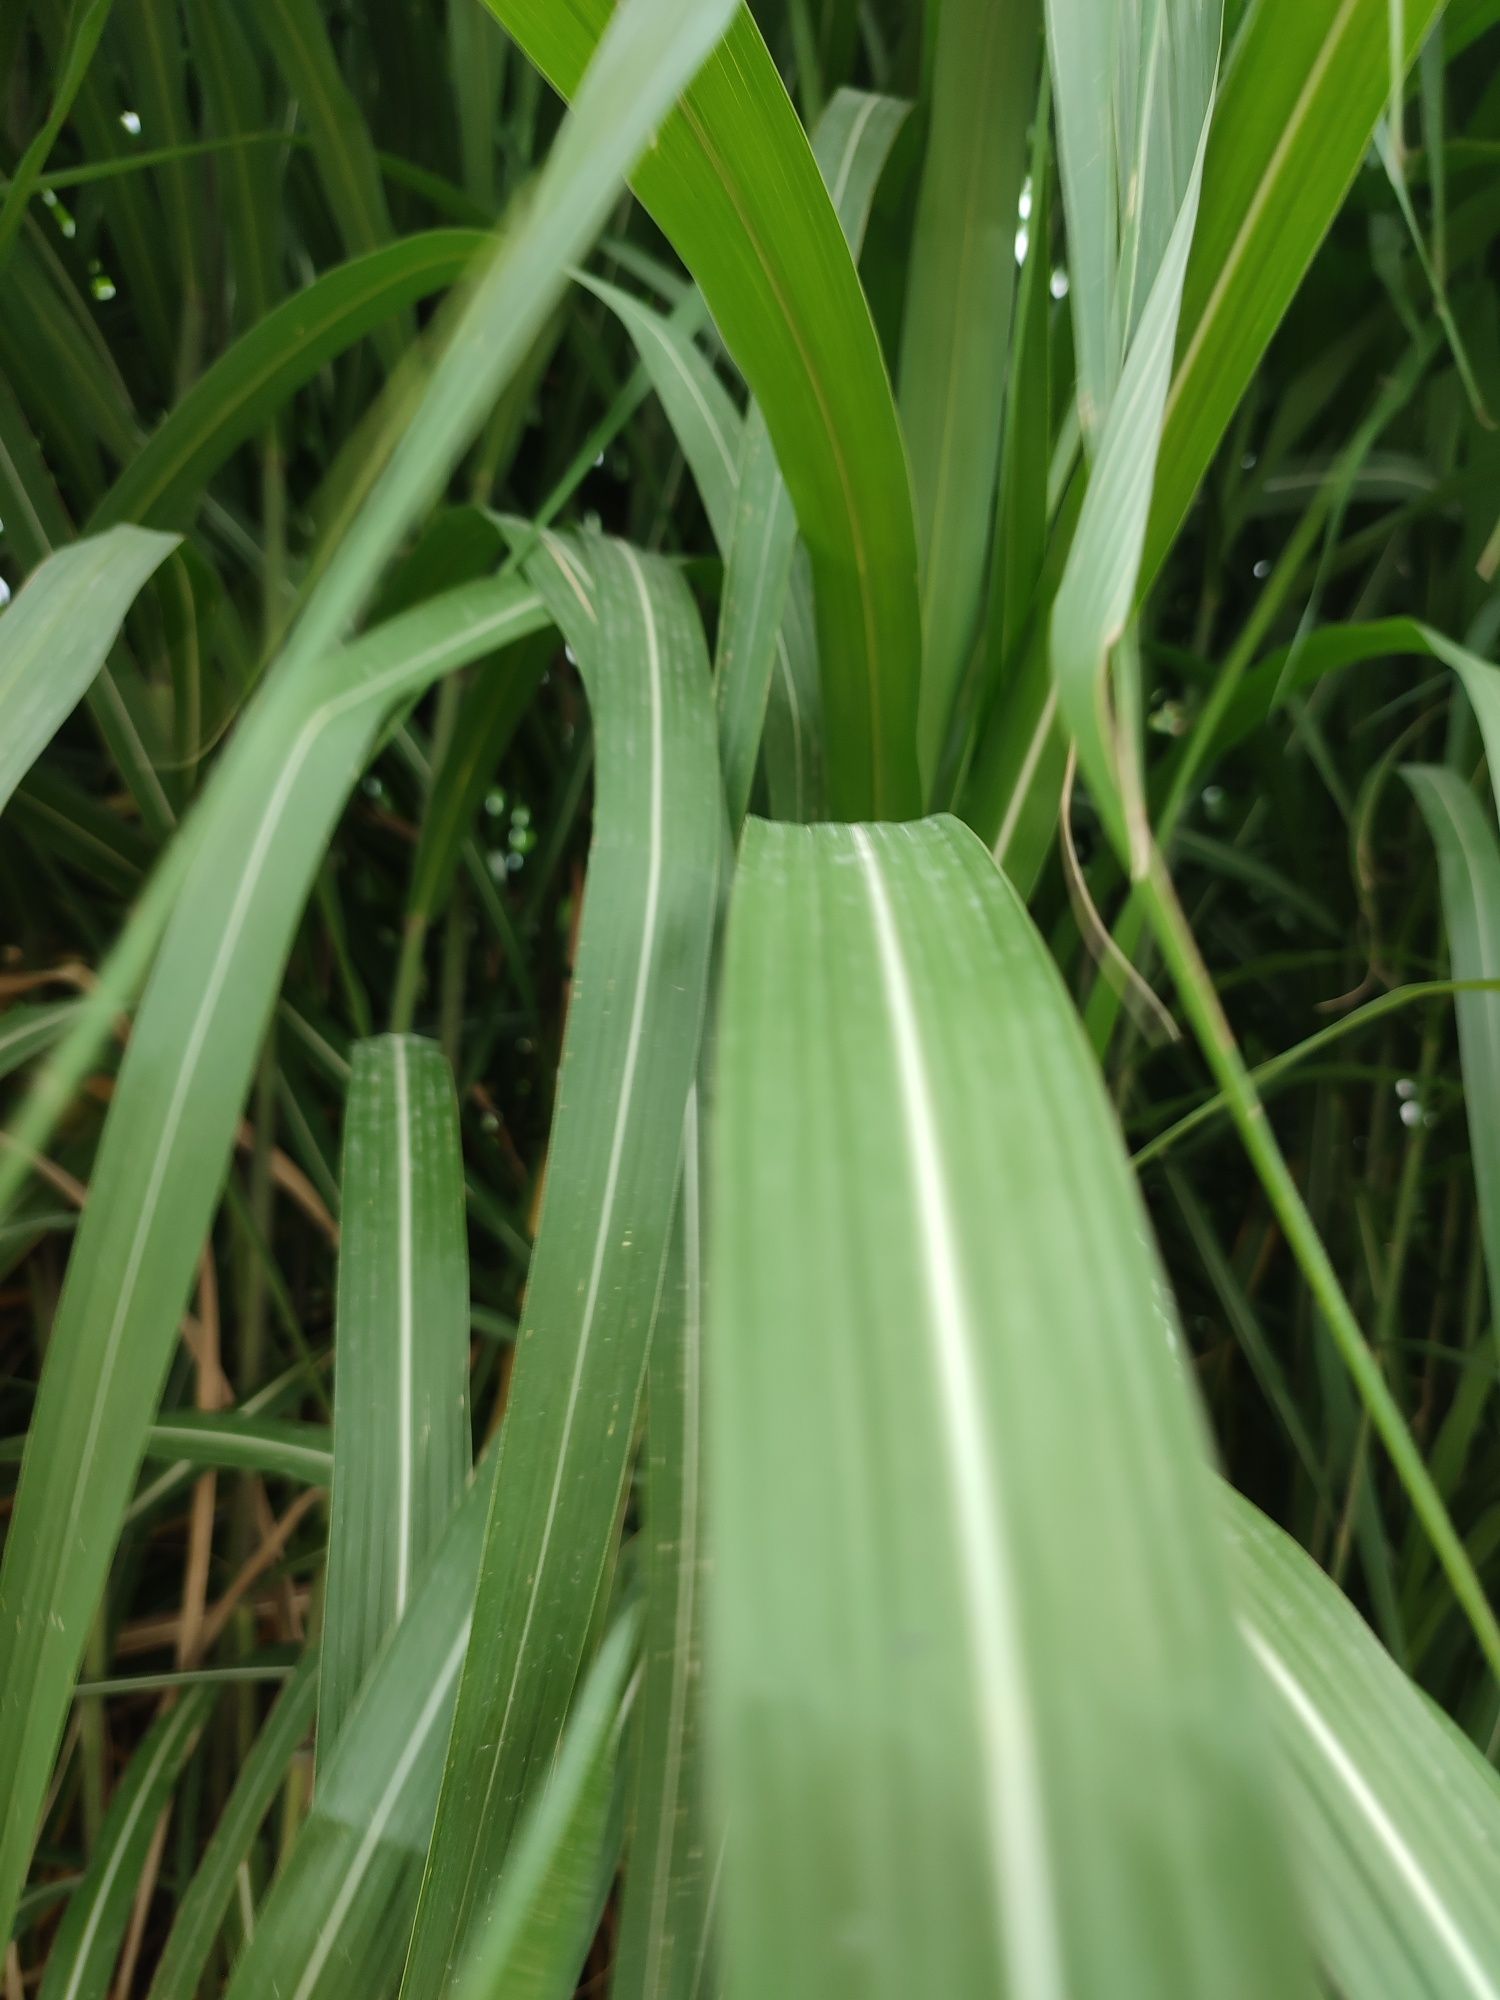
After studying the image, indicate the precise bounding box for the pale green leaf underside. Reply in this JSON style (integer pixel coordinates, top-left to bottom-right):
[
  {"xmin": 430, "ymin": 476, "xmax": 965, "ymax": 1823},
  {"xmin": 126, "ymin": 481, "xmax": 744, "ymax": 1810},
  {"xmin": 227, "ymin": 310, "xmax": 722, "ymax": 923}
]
[
  {"xmin": 709, "ymin": 812, "xmax": 1309, "ymax": 1998},
  {"xmin": 1229, "ymin": 1490, "xmax": 1500, "ymax": 2000}
]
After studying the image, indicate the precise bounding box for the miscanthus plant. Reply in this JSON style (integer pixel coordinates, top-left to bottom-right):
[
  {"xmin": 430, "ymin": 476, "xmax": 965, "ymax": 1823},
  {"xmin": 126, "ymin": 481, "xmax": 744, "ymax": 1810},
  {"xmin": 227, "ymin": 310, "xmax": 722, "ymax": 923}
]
[{"xmin": 3, "ymin": 0, "xmax": 1500, "ymax": 1992}]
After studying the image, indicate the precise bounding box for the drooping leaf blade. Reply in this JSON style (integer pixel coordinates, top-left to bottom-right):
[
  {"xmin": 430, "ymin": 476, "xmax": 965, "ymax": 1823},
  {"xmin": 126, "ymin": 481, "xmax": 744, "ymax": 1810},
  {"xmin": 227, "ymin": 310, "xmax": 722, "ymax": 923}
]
[
  {"xmin": 0, "ymin": 525, "xmax": 178, "ymax": 815},
  {"xmin": 712, "ymin": 816, "xmax": 1312, "ymax": 2000},
  {"xmin": 709, "ymin": 813, "xmax": 1310, "ymax": 1998},
  {"xmin": 403, "ymin": 531, "xmax": 722, "ymax": 1988}
]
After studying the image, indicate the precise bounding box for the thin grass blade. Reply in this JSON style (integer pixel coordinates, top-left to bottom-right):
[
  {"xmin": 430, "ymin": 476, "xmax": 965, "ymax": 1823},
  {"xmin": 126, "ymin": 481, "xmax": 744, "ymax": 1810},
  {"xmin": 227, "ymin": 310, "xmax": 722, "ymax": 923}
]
[
  {"xmin": 37, "ymin": 1686, "xmax": 214, "ymax": 2000},
  {"xmin": 147, "ymin": 1656, "xmax": 320, "ymax": 2000}
]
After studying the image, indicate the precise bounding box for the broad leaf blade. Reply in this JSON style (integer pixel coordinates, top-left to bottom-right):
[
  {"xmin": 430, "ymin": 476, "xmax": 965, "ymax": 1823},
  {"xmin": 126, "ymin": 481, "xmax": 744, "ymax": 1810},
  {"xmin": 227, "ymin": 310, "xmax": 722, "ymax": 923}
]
[
  {"xmin": 482, "ymin": 1, "xmax": 922, "ymax": 818},
  {"xmin": 709, "ymin": 813, "xmax": 1310, "ymax": 1998},
  {"xmin": 403, "ymin": 533, "xmax": 722, "ymax": 1987},
  {"xmin": 320, "ymin": 1035, "xmax": 471, "ymax": 1761}
]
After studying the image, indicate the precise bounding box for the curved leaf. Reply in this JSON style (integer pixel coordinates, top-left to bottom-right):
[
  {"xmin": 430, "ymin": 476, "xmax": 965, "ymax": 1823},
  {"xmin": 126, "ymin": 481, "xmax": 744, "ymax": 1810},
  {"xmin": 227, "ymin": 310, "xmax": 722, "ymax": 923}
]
[
  {"xmin": 403, "ymin": 531, "xmax": 722, "ymax": 1988},
  {"xmin": 708, "ymin": 812, "xmax": 1310, "ymax": 1998}
]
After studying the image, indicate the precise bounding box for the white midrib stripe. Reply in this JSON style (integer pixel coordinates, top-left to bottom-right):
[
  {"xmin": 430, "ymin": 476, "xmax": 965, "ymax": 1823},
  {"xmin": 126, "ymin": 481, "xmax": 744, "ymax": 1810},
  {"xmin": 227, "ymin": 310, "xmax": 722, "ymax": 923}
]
[
  {"xmin": 459, "ymin": 541, "xmax": 666, "ymax": 1922},
  {"xmin": 393, "ymin": 1037, "xmax": 415, "ymax": 1616},
  {"xmin": 59, "ymin": 598, "xmax": 540, "ymax": 1595},
  {"xmin": 852, "ymin": 828, "xmax": 1064, "ymax": 2000},
  {"xmin": 1245, "ymin": 1626, "xmax": 1500, "ymax": 2000},
  {"xmin": 293, "ymin": 1625, "xmax": 470, "ymax": 2000},
  {"xmin": 55, "ymin": 1702, "xmax": 197, "ymax": 2000}
]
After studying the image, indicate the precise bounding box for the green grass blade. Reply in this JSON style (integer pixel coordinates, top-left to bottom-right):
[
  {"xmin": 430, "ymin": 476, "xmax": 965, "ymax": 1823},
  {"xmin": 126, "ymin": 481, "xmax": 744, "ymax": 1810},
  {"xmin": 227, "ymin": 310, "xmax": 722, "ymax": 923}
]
[
  {"xmin": 255, "ymin": 0, "xmax": 395, "ymax": 263},
  {"xmin": 146, "ymin": 1656, "xmax": 320, "ymax": 2000},
  {"xmin": 320, "ymin": 1034, "xmax": 471, "ymax": 1762},
  {"xmin": 715, "ymin": 87, "xmax": 907, "ymax": 830},
  {"xmin": 0, "ymin": 0, "xmax": 114, "ymax": 277},
  {"xmin": 449, "ymin": 1608, "xmax": 641, "ymax": 2000},
  {"xmin": 1052, "ymin": 117, "xmax": 1210, "ymax": 865},
  {"xmin": 0, "ymin": 1000, "xmax": 76, "ymax": 1085},
  {"xmin": 900, "ymin": 0, "xmax": 1035, "ymax": 788},
  {"xmin": 575, "ymin": 273, "xmax": 743, "ymax": 546},
  {"xmin": 10, "ymin": 766, "xmax": 153, "ymax": 893},
  {"xmin": 611, "ymin": 1096, "xmax": 713, "ymax": 2000},
  {"xmin": 262, "ymin": 0, "xmax": 735, "ymax": 704},
  {"xmin": 0, "ymin": 525, "xmax": 178, "ymax": 814},
  {"xmin": 1404, "ymin": 766, "xmax": 1500, "ymax": 1340},
  {"xmin": 715, "ymin": 407, "xmax": 798, "ymax": 829},
  {"xmin": 92, "ymin": 234, "xmax": 488, "ymax": 532},
  {"xmin": 222, "ymin": 1461, "xmax": 497, "ymax": 2000},
  {"xmin": 135, "ymin": 1411, "xmax": 331, "ymax": 1484},
  {"xmin": 1144, "ymin": 0, "xmax": 1445, "ymax": 581},
  {"xmin": 484, "ymin": 2, "xmax": 922, "ymax": 818},
  {"xmin": 402, "ymin": 532, "xmax": 721, "ymax": 1988},
  {"xmin": 1227, "ymin": 1490, "xmax": 1500, "ymax": 1999},
  {"xmin": 37, "ymin": 1686, "xmax": 214, "ymax": 2000},
  {"xmin": 0, "ymin": 577, "xmax": 547, "ymax": 1947},
  {"xmin": 190, "ymin": 0, "xmax": 282, "ymax": 330},
  {"xmin": 709, "ymin": 813, "xmax": 1310, "ymax": 1998}
]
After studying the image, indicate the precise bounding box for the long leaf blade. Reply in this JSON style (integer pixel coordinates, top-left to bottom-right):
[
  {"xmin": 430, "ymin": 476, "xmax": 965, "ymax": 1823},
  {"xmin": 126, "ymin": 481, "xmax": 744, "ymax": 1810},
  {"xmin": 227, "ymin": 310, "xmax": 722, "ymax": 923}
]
[
  {"xmin": 482, "ymin": 1, "xmax": 922, "ymax": 818},
  {"xmin": 402, "ymin": 531, "xmax": 722, "ymax": 1987},
  {"xmin": 709, "ymin": 813, "xmax": 1310, "ymax": 1997},
  {"xmin": 320, "ymin": 1034, "xmax": 471, "ymax": 1761}
]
